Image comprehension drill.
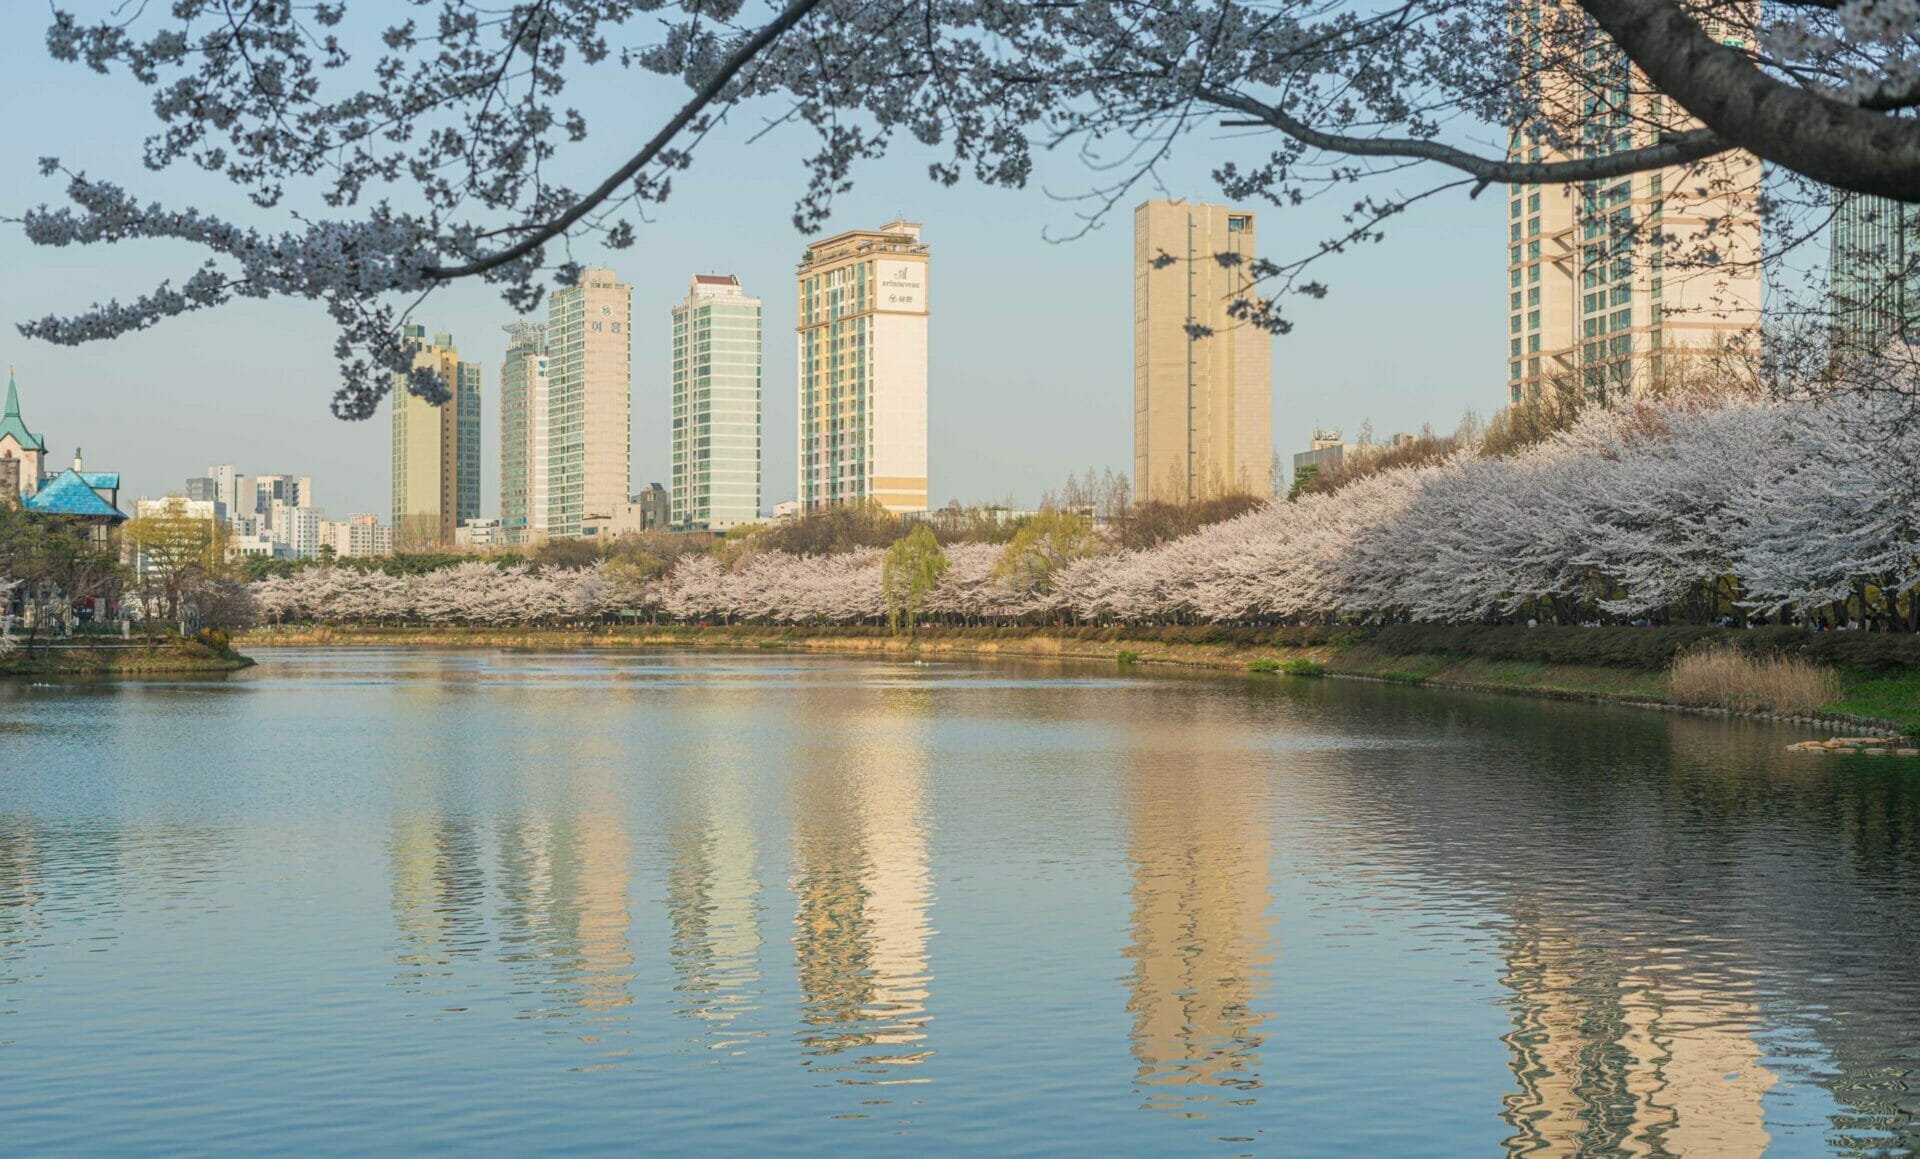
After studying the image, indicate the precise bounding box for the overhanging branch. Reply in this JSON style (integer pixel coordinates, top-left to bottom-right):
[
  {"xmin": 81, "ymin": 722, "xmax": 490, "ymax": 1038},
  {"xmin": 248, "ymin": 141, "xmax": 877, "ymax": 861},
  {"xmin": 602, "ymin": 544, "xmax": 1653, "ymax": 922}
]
[
  {"xmin": 423, "ymin": 0, "xmax": 825, "ymax": 281},
  {"xmin": 1578, "ymin": 0, "xmax": 1920, "ymax": 201},
  {"xmin": 1198, "ymin": 87, "xmax": 1731, "ymax": 186}
]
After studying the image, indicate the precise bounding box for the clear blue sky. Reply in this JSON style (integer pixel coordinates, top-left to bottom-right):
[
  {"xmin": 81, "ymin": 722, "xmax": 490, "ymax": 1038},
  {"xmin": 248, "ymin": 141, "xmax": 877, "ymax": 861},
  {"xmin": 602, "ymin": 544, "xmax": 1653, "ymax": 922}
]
[{"xmin": 0, "ymin": 9, "xmax": 1499, "ymax": 519}]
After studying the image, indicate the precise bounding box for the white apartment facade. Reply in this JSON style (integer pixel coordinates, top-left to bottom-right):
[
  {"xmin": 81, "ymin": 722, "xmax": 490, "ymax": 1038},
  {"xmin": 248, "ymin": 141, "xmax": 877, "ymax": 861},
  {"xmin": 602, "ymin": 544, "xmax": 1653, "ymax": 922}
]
[
  {"xmin": 546, "ymin": 269, "xmax": 632, "ymax": 538},
  {"xmin": 672, "ymin": 274, "xmax": 762, "ymax": 530},
  {"xmin": 796, "ymin": 220, "xmax": 929, "ymax": 515}
]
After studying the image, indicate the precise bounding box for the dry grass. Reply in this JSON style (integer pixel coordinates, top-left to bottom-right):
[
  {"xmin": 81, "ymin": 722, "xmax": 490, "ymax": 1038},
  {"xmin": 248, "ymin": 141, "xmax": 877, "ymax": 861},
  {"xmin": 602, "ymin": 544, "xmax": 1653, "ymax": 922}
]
[{"xmin": 1668, "ymin": 644, "xmax": 1844, "ymax": 714}]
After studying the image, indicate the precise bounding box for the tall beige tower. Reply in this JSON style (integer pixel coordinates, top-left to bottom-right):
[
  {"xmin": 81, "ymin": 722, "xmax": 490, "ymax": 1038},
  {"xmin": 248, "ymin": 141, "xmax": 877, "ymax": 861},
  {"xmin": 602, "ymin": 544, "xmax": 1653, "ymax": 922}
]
[
  {"xmin": 796, "ymin": 220, "xmax": 929, "ymax": 515},
  {"xmin": 547, "ymin": 268, "xmax": 632, "ymax": 538},
  {"xmin": 1133, "ymin": 200, "xmax": 1273, "ymax": 504},
  {"xmin": 1504, "ymin": 4, "xmax": 1760, "ymax": 405},
  {"xmin": 391, "ymin": 326, "xmax": 481, "ymax": 551}
]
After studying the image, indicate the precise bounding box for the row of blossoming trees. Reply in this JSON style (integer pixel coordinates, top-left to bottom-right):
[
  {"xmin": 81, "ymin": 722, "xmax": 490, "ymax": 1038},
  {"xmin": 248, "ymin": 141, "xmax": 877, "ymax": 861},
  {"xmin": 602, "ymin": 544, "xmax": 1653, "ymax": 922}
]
[{"xmin": 252, "ymin": 393, "xmax": 1920, "ymax": 632}]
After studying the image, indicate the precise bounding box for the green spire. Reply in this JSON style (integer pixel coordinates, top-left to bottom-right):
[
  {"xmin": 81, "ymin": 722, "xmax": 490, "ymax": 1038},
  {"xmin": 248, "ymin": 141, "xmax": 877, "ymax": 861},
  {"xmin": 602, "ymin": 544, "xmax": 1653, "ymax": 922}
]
[{"xmin": 0, "ymin": 368, "xmax": 44, "ymax": 452}]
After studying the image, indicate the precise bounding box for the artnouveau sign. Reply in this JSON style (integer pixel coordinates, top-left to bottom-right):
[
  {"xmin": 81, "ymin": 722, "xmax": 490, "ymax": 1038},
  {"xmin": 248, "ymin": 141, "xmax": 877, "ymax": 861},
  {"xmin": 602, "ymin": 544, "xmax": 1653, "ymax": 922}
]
[{"xmin": 877, "ymin": 262, "xmax": 925, "ymax": 312}]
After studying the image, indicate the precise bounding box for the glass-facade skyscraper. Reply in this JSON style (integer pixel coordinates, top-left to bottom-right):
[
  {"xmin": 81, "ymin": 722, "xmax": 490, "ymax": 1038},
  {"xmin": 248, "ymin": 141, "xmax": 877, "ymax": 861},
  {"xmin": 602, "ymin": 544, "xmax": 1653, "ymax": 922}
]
[
  {"xmin": 1830, "ymin": 192, "xmax": 1920, "ymax": 357},
  {"xmin": 390, "ymin": 325, "xmax": 481, "ymax": 550},
  {"xmin": 672, "ymin": 274, "xmax": 762, "ymax": 530},
  {"xmin": 498, "ymin": 321, "xmax": 550, "ymax": 544}
]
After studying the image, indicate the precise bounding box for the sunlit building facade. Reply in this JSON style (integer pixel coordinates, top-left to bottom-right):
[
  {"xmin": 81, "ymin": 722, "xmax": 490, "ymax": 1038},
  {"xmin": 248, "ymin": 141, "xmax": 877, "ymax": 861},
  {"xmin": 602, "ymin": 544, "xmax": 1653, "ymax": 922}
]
[
  {"xmin": 672, "ymin": 275, "xmax": 762, "ymax": 530},
  {"xmin": 546, "ymin": 269, "xmax": 632, "ymax": 538},
  {"xmin": 391, "ymin": 326, "xmax": 482, "ymax": 550},
  {"xmin": 1133, "ymin": 199, "xmax": 1273, "ymax": 504},
  {"xmin": 498, "ymin": 321, "xmax": 550, "ymax": 545},
  {"xmin": 796, "ymin": 221, "xmax": 929, "ymax": 515},
  {"xmin": 1504, "ymin": 4, "xmax": 1761, "ymax": 405}
]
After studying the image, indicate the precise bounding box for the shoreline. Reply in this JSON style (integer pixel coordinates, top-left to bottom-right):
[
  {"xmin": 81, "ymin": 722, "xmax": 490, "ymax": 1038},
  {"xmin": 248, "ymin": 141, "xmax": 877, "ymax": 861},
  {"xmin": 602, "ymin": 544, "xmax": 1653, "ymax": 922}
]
[
  {"xmin": 238, "ymin": 625, "xmax": 1914, "ymax": 735},
  {"xmin": 0, "ymin": 642, "xmax": 255, "ymax": 677}
]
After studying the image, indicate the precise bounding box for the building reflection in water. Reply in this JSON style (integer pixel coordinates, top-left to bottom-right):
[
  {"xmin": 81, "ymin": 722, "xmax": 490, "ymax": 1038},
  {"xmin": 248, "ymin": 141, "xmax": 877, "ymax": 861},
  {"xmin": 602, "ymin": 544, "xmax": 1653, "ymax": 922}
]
[
  {"xmin": 490, "ymin": 796, "xmax": 636, "ymax": 1070},
  {"xmin": 664, "ymin": 739, "xmax": 766, "ymax": 1055},
  {"xmin": 1497, "ymin": 908, "xmax": 1774, "ymax": 1157},
  {"xmin": 0, "ymin": 816, "xmax": 41, "ymax": 1018},
  {"xmin": 390, "ymin": 755, "xmax": 636, "ymax": 1069},
  {"xmin": 1121, "ymin": 723, "xmax": 1275, "ymax": 1120},
  {"xmin": 789, "ymin": 685, "xmax": 935, "ymax": 1088},
  {"xmin": 388, "ymin": 811, "xmax": 489, "ymax": 990}
]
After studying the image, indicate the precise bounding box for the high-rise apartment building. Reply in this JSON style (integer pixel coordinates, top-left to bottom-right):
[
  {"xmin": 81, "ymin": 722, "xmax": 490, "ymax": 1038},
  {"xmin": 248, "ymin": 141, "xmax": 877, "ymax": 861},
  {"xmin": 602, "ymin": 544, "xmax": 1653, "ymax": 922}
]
[
  {"xmin": 208, "ymin": 464, "xmax": 241, "ymax": 519},
  {"xmin": 251, "ymin": 474, "xmax": 313, "ymax": 520},
  {"xmin": 499, "ymin": 321, "xmax": 550, "ymax": 545},
  {"xmin": 546, "ymin": 269, "xmax": 632, "ymax": 538},
  {"xmin": 391, "ymin": 325, "xmax": 482, "ymax": 550},
  {"xmin": 796, "ymin": 220, "xmax": 929, "ymax": 515},
  {"xmin": 1504, "ymin": 4, "xmax": 1761, "ymax": 404},
  {"xmin": 1133, "ymin": 200, "xmax": 1273, "ymax": 504},
  {"xmin": 1830, "ymin": 193, "xmax": 1920, "ymax": 357},
  {"xmin": 672, "ymin": 274, "xmax": 762, "ymax": 530}
]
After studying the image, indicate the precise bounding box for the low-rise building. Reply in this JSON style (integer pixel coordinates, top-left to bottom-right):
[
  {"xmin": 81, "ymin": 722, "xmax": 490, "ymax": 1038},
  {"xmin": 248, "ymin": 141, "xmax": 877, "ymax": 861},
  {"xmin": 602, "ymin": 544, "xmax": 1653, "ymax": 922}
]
[
  {"xmin": 455, "ymin": 517, "xmax": 502, "ymax": 549},
  {"xmin": 319, "ymin": 513, "xmax": 393, "ymax": 558},
  {"xmin": 1291, "ymin": 429, "xmax": 1349, "ymax": 489},
  {"xmin": 638, "ymin": 483, "xmax": 670, "ymax": 531},
  {"xmin": 580, "ymin": 486, "xmax": 674, "ymax": 541},
  {"xmin": 230, "ymin": 532, "xmax": 291, "ymax": 559}
]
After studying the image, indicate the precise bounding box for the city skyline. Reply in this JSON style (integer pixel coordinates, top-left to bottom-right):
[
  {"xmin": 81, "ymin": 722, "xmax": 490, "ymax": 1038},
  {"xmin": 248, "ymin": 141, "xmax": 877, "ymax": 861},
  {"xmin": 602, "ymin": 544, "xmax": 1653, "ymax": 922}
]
[{"xmin": 0, "ymin": 0, "xmax": 1496, "ymax": 526}]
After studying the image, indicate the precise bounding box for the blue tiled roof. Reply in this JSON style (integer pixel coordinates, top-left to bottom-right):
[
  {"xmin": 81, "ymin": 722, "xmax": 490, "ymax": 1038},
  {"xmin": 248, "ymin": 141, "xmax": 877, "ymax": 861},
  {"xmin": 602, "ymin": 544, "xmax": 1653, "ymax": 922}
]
[
  {"xmin": 24, "ymin": 469, "xmax": 127, "ymax": 520},
  {"xmin": 78, "ymin": 471, "xmax": 120, "ymax": 490}
]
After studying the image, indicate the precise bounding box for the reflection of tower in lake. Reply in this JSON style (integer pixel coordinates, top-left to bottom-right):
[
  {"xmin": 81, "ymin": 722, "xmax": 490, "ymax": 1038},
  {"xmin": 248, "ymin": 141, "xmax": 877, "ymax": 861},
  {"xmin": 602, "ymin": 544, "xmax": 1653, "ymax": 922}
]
[
  {"xmin": 1123, "ymin": 753, "xmax": 1274, "ymax": 1116},
  {"xmin": 1498, "ymin": 905, "xmax": 1773, "ymax": 1157},
  {"xmin": 790, "ymin": 695, "xmax": 934, "ymax": 1078},
  {"xmin": 0, "ymin": 817, "xmax": 40, "ymax": 1008},
  {"xmin": 492, "ymin": 805, "xmax": 635, "ymax": 1024},
  {"xmin": 388, "ymin": 812, "xmax": 488, "ymax": 987},
  {"xmin": 666, "ymin": 765, "xmax": 764, "ymax": 1051}
]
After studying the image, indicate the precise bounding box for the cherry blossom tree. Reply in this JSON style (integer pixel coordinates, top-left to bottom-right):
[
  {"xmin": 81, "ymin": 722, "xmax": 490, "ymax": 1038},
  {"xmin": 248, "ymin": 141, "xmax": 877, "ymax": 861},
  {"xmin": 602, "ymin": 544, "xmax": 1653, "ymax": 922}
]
[{"xmin": 20, "ymin": 1, "xmax": 1920, "ymax": 413}]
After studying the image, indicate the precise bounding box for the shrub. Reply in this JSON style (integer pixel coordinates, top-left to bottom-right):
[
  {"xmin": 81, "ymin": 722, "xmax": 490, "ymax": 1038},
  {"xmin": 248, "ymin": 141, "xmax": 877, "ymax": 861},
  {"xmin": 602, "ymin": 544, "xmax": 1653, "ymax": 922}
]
[
  {"xmin": 1668, "ymin": 644, "xmax": 1844, "ymax": 715},
  {"xmin": 1279, "ymin": 658, "xmax": 1326, "ymax": 677},
  {"xmin": 1116, "ymin": 650, "xmax": 1140, "ymax": 665},
  {"xmin": 1247, "ymin": 658, "xmax": 1280, "ymax": 673}
]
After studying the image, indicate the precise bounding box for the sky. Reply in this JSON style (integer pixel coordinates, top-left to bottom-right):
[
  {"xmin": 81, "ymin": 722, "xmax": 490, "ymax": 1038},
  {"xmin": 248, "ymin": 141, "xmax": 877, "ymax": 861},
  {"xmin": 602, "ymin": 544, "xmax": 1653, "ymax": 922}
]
[{"xmin": 0, "ymin": 8, "xmax": 1500, "ymax": 520}]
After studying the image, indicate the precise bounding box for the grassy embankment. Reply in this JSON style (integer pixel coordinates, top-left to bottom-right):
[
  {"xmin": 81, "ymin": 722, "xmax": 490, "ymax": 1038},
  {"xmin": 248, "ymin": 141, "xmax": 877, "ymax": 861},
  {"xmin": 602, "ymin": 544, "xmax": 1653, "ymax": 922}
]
[
  {"xmin": 0, "ymin": 635, "xmax": 254, "ymax": 676},
  {"xmin": 240, "ymin": 622, "xmax": 1919, "ymax": 730}
]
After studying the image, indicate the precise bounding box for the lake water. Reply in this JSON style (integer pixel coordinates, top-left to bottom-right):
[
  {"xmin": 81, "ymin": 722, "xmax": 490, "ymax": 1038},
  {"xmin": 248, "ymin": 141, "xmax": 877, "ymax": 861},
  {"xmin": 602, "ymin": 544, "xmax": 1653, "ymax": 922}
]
[{"xmin": 3, "ymin": 648, "xmax": 1918, "ymax": 1155}]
